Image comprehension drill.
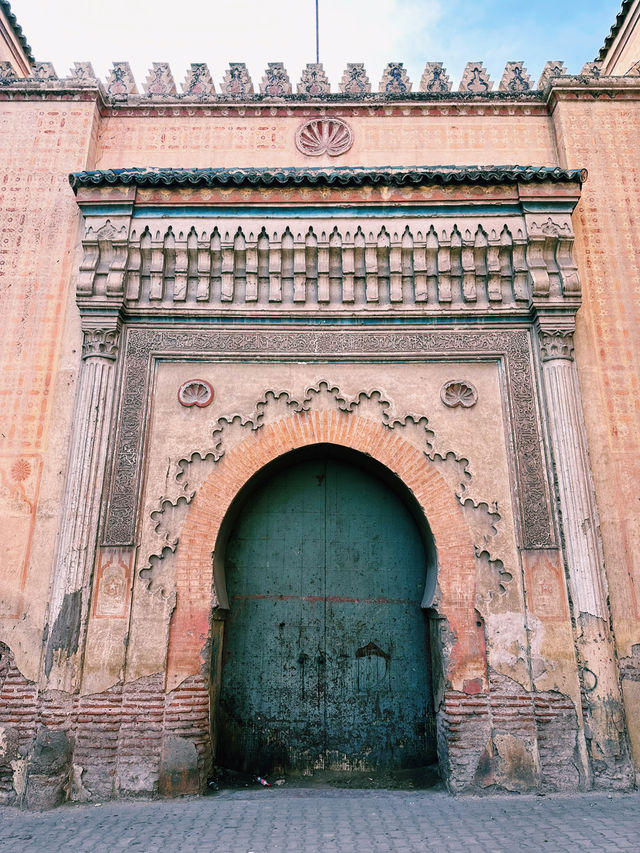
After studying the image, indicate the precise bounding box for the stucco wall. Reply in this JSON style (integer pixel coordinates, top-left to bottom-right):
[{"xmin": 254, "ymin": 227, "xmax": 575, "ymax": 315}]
[{"xmin": 552, "ymin": 92, "xmax": 640, "ymax": 770}]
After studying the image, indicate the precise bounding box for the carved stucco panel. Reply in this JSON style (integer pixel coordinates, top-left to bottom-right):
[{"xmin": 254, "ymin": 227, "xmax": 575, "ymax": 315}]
[
  {"xmin": 127, "ymin": 360, "xmax": 531, "ymax": 687},
  {"xmin": 102, "ymin": 328, "xmax": 555, "ymax": 553}
]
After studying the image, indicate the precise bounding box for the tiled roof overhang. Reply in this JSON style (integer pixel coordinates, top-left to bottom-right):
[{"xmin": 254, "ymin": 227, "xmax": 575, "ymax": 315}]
[
  {"xmin": 69, "ymin": 165, "xmax": 587, "ymax": 193},
  {"xmin": 0, "ymin": 0, "xmax": 34, "ymax": 65},
  {"xmin": 598, "ymin": 0, "xmax": 634, "ymax": 60}
]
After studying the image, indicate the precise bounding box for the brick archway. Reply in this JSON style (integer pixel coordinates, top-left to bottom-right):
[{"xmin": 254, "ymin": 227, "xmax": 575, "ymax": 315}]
[{"xmin": 167, "ymin": 408, "xmax": 486, "ymax": 695}]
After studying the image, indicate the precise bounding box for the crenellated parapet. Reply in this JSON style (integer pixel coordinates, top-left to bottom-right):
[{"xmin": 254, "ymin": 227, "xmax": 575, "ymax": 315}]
[{"xmin": 1, "ymin": 58, "xmax": 633, "ymax": 103}]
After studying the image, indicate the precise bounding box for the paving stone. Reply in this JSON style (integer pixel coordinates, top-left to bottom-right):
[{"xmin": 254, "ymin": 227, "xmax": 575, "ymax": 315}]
[{"xmin": 1, "ymin": 790, "xmax": 640, "ymax": 851}]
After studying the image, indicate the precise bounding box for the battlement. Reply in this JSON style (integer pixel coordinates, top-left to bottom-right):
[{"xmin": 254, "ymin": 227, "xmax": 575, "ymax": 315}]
[{"xmin": 0, "ymin": 58, "xmax": 624, "ymax": 103}]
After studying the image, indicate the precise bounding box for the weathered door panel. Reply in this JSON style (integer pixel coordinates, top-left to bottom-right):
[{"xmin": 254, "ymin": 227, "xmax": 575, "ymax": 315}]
[{"xmin": 217, "ymin": 455, "xmax": 434, "ymax": 773}]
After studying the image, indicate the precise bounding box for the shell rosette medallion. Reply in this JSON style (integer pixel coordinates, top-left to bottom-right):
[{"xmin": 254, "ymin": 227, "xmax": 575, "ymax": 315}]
[
  {"xmin": 441, "ymin": 380, "xmax": 478, "ymax": 408},
  {"xmin": 295, "ymin": 118, "xmax": 353, "ymax": 157},
  {"xmin": 178, "ymin": 379, "xmax": 214, "ymax": 408}
]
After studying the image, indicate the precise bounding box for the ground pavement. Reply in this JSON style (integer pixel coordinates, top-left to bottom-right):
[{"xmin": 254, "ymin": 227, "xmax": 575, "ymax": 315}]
[{"xmin": 0, "ymin": 788, "xmax": 639, "ymax": 852}]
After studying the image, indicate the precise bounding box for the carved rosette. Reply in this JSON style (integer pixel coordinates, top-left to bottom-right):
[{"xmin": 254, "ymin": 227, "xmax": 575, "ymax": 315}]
[
  {"xmin": 441, "ymin": 380, "xmax": 478, "ymax": 408},
  {"xmin": 82, "ymin": 328, "xmax": 119, "ymax": 361},
  {"xmin": 178, "ymin": 379, "xmax": 214, "ymax": 408},
  {"xmin": 295, "ymin": 119, "xmax": 353, "ymax": 157},
  {"xmin": 539, "ymin": 330, "xmax": 574, "ymax": 362}
]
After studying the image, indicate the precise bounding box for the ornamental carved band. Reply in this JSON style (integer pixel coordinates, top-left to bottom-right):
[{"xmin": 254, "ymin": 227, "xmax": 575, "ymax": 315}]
[
  {"xmin": 539, "ymin": 330, "xmax": 575, "ymax": 362},
  {"xmin": 102, "ymin": 328, "xmax": 554, "ymax": 551},
  {"xmin": 82, "ymin": 328, "xmax": 119, "ymax": 360}
]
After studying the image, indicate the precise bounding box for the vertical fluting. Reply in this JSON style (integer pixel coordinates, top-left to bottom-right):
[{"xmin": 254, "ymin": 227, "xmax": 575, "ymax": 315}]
[
  {"xmin": 44, "ymin": 327, "xmax": 120, "ymax": 693},
  {"xmin": 540, "ymin": 328, "xmax": 632, "ymax": 786}
]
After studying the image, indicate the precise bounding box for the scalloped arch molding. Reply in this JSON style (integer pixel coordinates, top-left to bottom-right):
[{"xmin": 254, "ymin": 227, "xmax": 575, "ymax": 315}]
[{"xmin": 166, "ymin": 406, "xmax": 485, "ymax": 694}]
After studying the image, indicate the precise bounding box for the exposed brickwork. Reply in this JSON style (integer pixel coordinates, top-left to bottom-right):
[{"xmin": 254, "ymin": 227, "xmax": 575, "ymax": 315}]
[
  {"xmin": 442, "ymin": 671, "xmax": 580, "ymax": 792},
  {"xmin": 0, "ymin": 644, "xmax": 211, "ymax": 804}
]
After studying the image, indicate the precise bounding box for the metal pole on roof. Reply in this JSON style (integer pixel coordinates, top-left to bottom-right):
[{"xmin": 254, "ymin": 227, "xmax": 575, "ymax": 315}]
[{"xmin": 316, "ymin": 0, "xmax": 320, "ymax": 63}]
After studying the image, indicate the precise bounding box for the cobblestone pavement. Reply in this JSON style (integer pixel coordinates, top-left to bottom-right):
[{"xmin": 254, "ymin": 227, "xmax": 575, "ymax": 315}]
[{"xmin": 0, "ymin": 789, "xmax": 639, "ymax": 853}]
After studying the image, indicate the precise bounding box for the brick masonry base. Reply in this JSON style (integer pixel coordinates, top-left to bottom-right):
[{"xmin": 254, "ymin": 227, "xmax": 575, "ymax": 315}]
[{"xmin": 0, "ymin": 644, "xmax": 582, "ymax": 804}]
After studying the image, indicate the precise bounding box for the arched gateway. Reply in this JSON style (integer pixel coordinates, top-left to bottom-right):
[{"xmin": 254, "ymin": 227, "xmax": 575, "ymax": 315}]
[
  {"xmin": 14, "ymin": 161, "xmax": 614, "ymax": 803},
  {"xmin": 217, "ymin": 446, "xmax": 437, "ymax": 774},
  {"xmin": 165, "ymin": 406, "xmax": 488, "ymax": 785}
]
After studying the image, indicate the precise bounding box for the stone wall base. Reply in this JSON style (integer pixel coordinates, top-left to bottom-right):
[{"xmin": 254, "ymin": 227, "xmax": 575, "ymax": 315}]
[
  {"xmin": 0, "ymin": 644, "xmax": 211, "ymax": 806},
  {"xmin": 0, "ymin": 645, "xmax": 626, "ymax": 806}
]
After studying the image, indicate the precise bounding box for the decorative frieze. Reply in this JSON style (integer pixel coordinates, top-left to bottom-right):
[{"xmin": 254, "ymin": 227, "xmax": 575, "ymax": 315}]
[
  {"xmin": 77, "ymin": 216, "xmax": 581, "ymax": 315},
  {"xmin": 102, "ymin": 328, "xmax": 553, "ymax": 551}
]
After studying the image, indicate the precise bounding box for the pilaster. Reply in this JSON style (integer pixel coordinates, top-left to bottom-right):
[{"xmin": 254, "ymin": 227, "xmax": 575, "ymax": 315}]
[
  {"xmin": 43, "ymin": 316, "xmax": 122, "ymax": 693},
  {"xmin": 537, "ymin": 319, "xmax": 633, "ymax": 787}
]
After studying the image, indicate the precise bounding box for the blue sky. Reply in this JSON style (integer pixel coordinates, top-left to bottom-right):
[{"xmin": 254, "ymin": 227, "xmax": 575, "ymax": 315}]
[{"xmin": 12, "ymin": 0, "xmax": 623, "ymax": 89}]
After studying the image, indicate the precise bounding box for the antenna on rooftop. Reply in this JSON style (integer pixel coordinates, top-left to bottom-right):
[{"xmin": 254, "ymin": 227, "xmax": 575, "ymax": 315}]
[{"xmin": 315, "ymin": 0, "xmax": 320, "ymax": 63}]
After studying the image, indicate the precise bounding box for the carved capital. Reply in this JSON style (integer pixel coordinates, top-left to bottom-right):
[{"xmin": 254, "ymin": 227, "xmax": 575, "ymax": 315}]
[
  {"xmin": 82, "ymin": 327, "xmax": 119, "ymax": 361},
  {"xmin": 539, "ymin": 329, "xmax": 574, "ymax": 362}
]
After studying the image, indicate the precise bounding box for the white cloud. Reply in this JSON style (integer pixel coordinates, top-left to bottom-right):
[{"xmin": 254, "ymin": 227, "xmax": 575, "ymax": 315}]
[{"xmin": 15, "ymin": 0, "xmax": 442, "ymax": 89}]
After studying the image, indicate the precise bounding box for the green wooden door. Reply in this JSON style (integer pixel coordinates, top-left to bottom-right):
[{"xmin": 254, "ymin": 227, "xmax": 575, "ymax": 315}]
[{"xmin": 217, "ymin": 453, "xmax": 435, "ymax": 774}]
